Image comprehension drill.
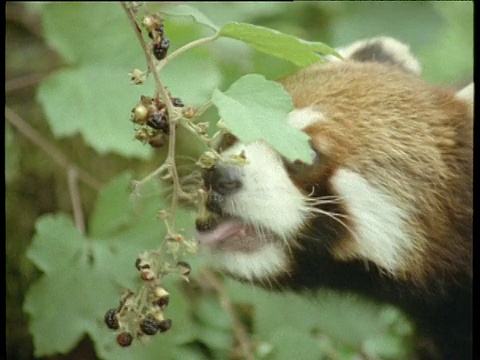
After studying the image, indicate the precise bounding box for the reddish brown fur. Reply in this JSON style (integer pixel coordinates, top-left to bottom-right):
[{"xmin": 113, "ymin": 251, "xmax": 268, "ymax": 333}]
[{"xmin": 279, "ymin": 61, "xmax": 472, "ymax": 290}]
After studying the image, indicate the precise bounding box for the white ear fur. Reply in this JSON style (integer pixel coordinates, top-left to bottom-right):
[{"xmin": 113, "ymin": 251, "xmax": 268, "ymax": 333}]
[{"xmin": 330, "ymin": 37, "xmax": 422, "ymax": 75}]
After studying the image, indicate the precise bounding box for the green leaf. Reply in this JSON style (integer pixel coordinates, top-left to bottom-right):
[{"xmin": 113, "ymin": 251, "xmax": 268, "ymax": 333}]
[
  {"xmin": 24, "ymin": 256, "xmax": 120, "ymax": 356},
  {"xmin": 38, "ymin": 3, "xmax": 222, "ymax": 158},
  {"xmin": 362, "ymin": 333, "xmax": 410, "ymax": 359},
  {"xmin": 195, "ymin": 296, "xmax": 232, "ymax": 331},
  {"xmin": 160, "ymin": 51, "xmax": 223, "ymax": 106},
  {"xmin": 224, "ymin": 279, "xmax": 415, "ymax": 358},
  {"xmin": 23, "ymin": 173, "xmax": 174, "ymax": 357},
  {"xmin": 267, "ymin": 329, "xmax": 323, "ymax": 360},
  {"xmin": 42, "ymin": 3, "xmax": 141, "ymax": 67},
  {"xmin": 161, "ymin": 4, "xmax": 219, "ymax": 32},
  {"xmin": 88, "ymin": 172, "xmax": 135, "ymax": 237},
  {"xmin": 211, "ymin": 74, "xmax": 312, "ymax": 163},
  {"xmin": 26, "ymin": 214, "xmax": 85, "ymax": 275},
  {"xmin": 37, "ymin": 65, "xmax": 152, "ymax": 159},
  {"xmin": 219, "ymin": 22, "xmax": 340, "ymax": 67}
]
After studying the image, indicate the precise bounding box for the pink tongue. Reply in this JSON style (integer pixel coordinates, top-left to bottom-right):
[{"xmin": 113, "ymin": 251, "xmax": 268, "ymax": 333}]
[{"xmin": 195, "ymin": 218, "xmax": 244, "ymax": 245}]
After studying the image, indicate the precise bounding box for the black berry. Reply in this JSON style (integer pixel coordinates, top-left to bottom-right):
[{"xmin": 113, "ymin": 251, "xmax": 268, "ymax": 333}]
[
  {"xmin": 155, "ymin": 295, "xmax": 169, "ymax": 309},
  {"xmin": 157, "ymin": 24, "xmax": 164, "ymax": 37},
  {"xmin": 152, "ymin": 37, "xmax": 170, "ymax": 60},
  {"xmin": 116, "ymin": 332, "xmax": 133, "ymax": 347},
  {"xmin": 140, "ymin": 316, "xmax": 161, "ymax": 336},
  {"xmin": 206, "ymin": 191, "xmax": 225, "ymax": 215},
  {"xmin": 158, "ymin": 319, "xmax": 172, "ymax": 333},
  {"xmin": 195, "ymin": 216, "xmax": 218, "ymax": 232},
  {"xmin": 104, "ymin": 308, "xmax": 119, "ymax": 330},
  {"xmin": 147, "ymin": 112, "xmax": 169, "ymax": 134}
]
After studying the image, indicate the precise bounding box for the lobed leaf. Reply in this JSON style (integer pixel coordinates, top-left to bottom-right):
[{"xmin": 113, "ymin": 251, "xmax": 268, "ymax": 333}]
[
  {"xmin": 23, "ymin": 172, "xmax": 192, "ymax": 358},
  {"xmin": 42, "ymin": 3, "xmax": 142, "ymax": 67},
  {"xmin": 26, "ymin": 214, "xmax": 85, "ymax": 275},
  {"xmin": 88, "ymin": 172, "xmax": 135, "ymax": 237},
  {"xmin": 37, "ymin": 66, "xmax": 152, "ymax": 159},
  {"xmin": 39, "ymin": 3, "xmax": 221, "ymax": 159},
  {"xmin": 211, "ymin": 74, "xmax": 312, "ymax": 163},
  {"xmin": 24, "ymin": 258, "xmax": 120, "ymax": 356}
]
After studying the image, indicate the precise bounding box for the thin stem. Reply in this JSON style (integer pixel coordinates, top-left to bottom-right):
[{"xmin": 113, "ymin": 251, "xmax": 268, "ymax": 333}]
[
  {"xmin": 5, "ymin": 106, "xmax": 102, "ymax": 191},
  {"xmin": 130, "ymin": 163, "xmax": 169, "ymax": 198},
  {"xmin": 5, "ymin": 72, "xmax": 49, "ymax": 93},
  {"xmin": 155, "ymin": 34, "xmax": 218, "ymax": 73},
  {"xmin": 67, "ymin": 167, "xmax": 86, "ymax": 235},
  {"xmin": 202, "ymin": 269, "xmax": 255, "ymax": 360},
  {"xmin": 121, "ymin": 2, "xmax": 174, "ymax": 112}
]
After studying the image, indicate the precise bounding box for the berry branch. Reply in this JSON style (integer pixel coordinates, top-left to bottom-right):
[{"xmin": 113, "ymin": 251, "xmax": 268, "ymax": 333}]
[
  {"xmin": 121, "ymin": 2, "xmax": 175, "ymax": 112},
  {"xmin": 103, "ymin": 2, "xmax": 211, "ymax": 347},
  {"xmin": 122, "ymin": 2, "xmax": 200, "ymax": 232},
  {"xmin": 107, "ymin": 1, "xmax": 295, "ymax": 350}
]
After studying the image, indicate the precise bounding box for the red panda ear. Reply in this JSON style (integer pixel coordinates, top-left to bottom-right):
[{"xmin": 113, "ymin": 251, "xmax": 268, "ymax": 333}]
[
  {"xmin": 456, "ymin": 82, "xmax": 474, "ymax": 146},
  {"xmin": 456, "ymin": 83, "xmax": 474, "ymax": 113},
  {"xmin": 332, "ymin": 37, "xmax": 422, "ymax": 75}
]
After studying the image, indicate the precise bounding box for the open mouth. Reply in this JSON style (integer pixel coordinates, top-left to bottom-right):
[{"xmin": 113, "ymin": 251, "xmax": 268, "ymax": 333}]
[
  {"xmin": 194, "ymin": 206, "xmax": 284, "ymax": 253},
  {"xmin": 194, "ymin": 190, "xmax": 278, "ymax": 252},
  {"xmin": 194, "ymin": 215, "xmax": 265, "ymax": 252}
]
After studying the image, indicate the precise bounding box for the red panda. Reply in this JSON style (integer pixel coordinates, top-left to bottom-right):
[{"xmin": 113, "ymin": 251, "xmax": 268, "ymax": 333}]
[{"xmin": 195, "ymin": 37, "xmax": 473, "ymax": 360}]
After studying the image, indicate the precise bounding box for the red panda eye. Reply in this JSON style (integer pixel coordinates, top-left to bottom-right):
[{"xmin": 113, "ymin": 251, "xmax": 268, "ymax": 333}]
[{"xmin": 283, "ymin": 146, "xmax": 321, "ymax": 174}]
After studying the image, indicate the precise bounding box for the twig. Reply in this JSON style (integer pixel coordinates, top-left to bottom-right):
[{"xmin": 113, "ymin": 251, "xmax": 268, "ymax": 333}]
[
  {"xmin": 120, "ymin": 2, "xmax": 175, "ymax": 112},
  {"xmin": 67, "ymin": 167, "xmax": 86, "ymax": 235},
  {"xmin": 155, "ymin": 34, "xmax": 218, "ymax": 73},
  {"xmin": 5, "ymin": 72, "xmax": 49, "ymax": 93},
  {"xmin": 202, "ymin": 269, "xmax": 255, "ymax": 360},
  {"xmin": 5, "ymin": 106, "xmax": 102, "ymax": 191},
  {"xmin": 121, "ymin": 1, "xmax": 191, "ymax": 233}
]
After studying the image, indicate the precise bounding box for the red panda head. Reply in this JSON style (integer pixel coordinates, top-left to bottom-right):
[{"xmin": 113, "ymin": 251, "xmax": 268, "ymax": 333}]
[{"xmin": 195, "ymin": 37, "xmax": 473, "ymax": 293}]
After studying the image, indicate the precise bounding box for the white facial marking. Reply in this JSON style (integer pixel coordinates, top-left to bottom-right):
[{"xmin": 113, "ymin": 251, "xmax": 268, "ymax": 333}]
[
  {"xmin": 331, "ymin": 168, "xmax": 413, "ymax": 273},
  {"xmin": 287, "ymin": 107, "xmax": 325, "ymax": 129},
  {"xmin": 208, "ymin": 243, "xmax": 289, "ymax": 281},
  {"xmin": 221, "ymin": 140, "xmax": 308, "ymax": 239}
]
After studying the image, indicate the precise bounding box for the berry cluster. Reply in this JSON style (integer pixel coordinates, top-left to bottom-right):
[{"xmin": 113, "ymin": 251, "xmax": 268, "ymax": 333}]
[
  {"xmin": 142, "ymin": 14, "xmax": 170, "ymax": 61},
  {"xmin": 104, "ymin": 254, "xmax": 191, "ymax": 347},
  {"xmin": 131, "ymin": 95, "xmax": 183, "ymax": 148}
]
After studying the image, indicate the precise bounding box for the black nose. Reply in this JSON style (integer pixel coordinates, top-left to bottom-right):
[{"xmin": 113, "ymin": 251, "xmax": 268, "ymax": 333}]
[{"xmin": 204, "ymin": 165, "xmax": 242, "ymax": 195}]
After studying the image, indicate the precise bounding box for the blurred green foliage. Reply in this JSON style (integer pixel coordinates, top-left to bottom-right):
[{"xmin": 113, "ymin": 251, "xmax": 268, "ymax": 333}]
[{"xmin": 6, "ymin": 2, "xmax": 472, "ymax": 360}]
